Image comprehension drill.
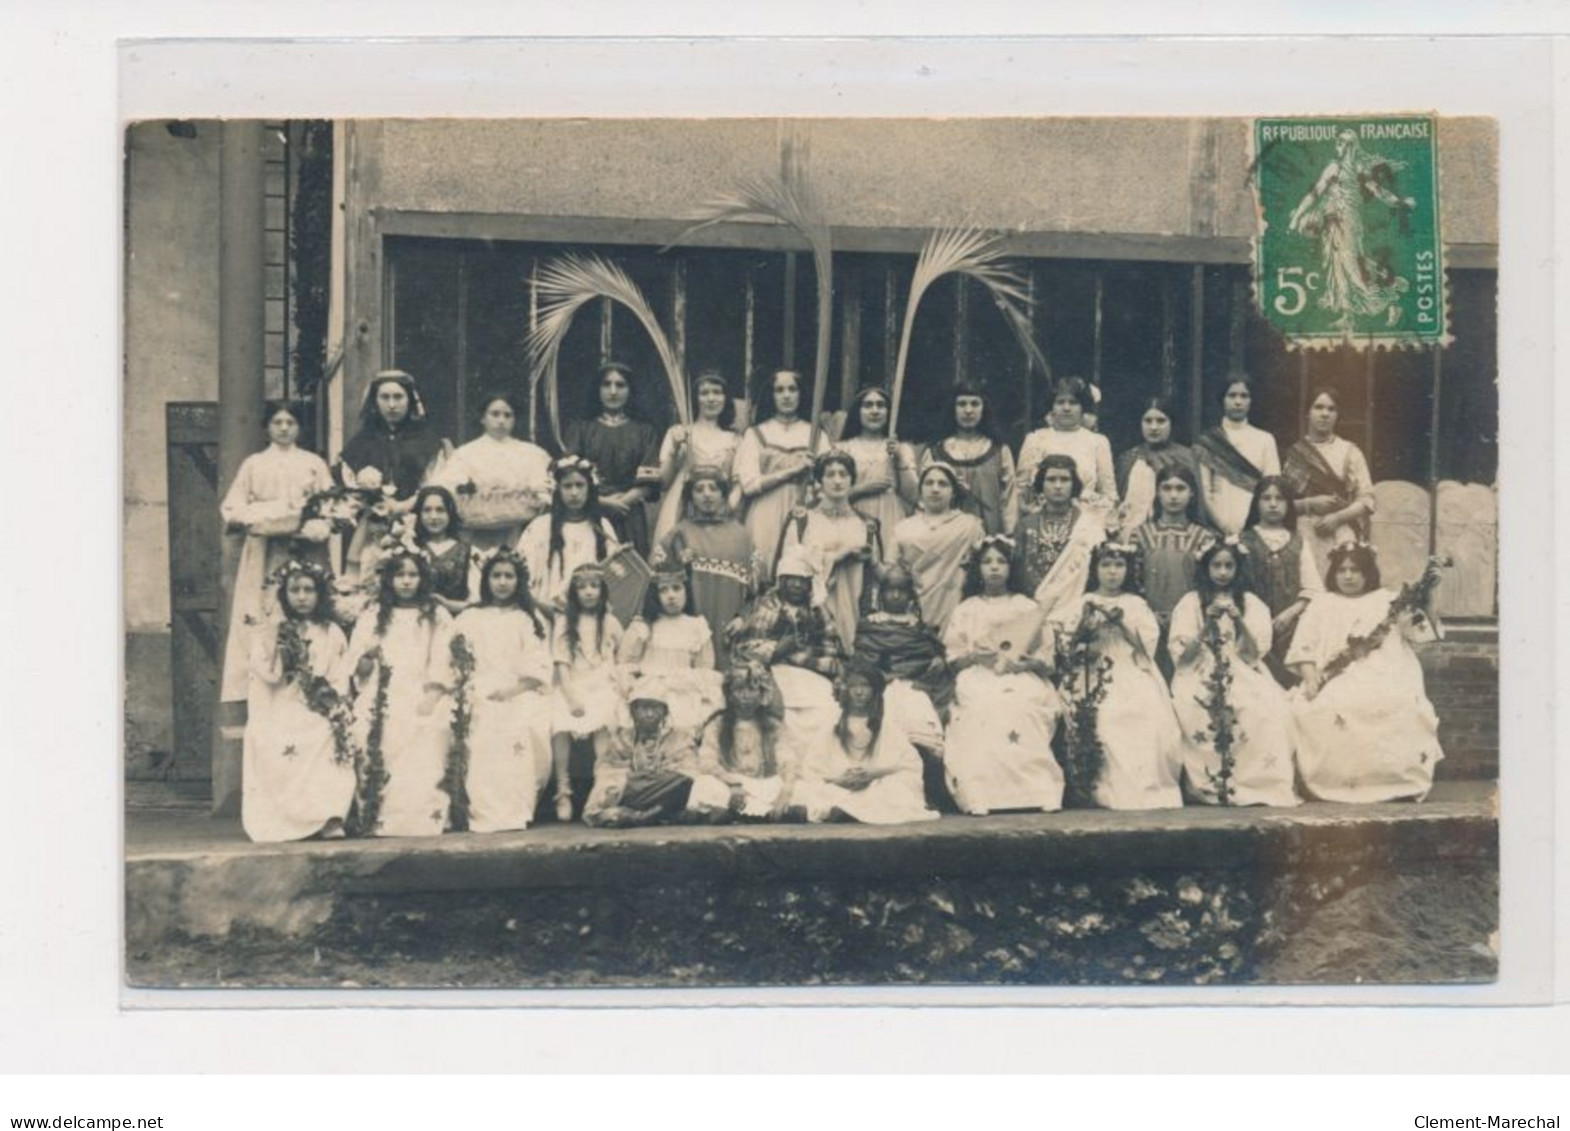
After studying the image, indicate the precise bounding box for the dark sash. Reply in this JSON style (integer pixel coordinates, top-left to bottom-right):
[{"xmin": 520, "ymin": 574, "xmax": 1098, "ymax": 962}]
[
  {"xmin": 1283, "ymin": 438, "xmax": 1350, "ymax": 503},
  {"xmin": 1193, "ymin": 427, "xmax": 1265, "ymax": 493}
]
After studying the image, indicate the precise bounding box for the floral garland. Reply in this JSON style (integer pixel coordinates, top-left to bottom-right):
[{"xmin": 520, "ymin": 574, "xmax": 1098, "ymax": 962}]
[
  {"xmin": 441, "ymin": 634, "xmax": 477, "ymax": 832},
  {"xmin": 351, "ymin": 655, "xmax": 393, "ymax": 837},
  {"xmin": 276, "ymin": 619, "xmax": 357, "ymax": 767},
  {"xmin": 1196, "ymin": 603, "xmax": 1244, "ymax": 806},
  {"xmin": 1053, "ymin": 603, "xmax": 1116, "ymax": 808},
  {"xmin": 1317, "ymin": 555, "xmax": 1451, "ymax": 691}
]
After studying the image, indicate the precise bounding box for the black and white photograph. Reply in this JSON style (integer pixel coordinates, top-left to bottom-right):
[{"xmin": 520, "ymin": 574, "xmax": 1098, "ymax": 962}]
[{"xmin": 119, "ymin": 112, "xmax": 1504, "ymax": 991}]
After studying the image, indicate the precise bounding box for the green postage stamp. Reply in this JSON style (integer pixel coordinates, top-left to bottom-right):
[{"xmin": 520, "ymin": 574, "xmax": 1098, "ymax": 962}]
[{"xmin": 1254, "ymin": 116, "xmax": 1446, "ymax": 349}]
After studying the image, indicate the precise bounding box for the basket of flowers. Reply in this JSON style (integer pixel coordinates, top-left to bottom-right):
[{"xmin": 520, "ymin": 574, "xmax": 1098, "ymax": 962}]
[{"xmin": 452, "ymin": 479, "xmax": 545, "ymax": 530}]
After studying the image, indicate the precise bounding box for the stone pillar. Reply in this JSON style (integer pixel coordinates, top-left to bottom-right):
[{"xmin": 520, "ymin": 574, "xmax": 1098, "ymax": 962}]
[{"xmin": 212, "ymin": 120, "xmax": 266, "ymax": 816}]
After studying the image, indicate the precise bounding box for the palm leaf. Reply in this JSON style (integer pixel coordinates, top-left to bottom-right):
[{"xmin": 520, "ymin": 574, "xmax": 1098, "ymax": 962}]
[
  {"xmin": 668, "ymin": 128, "xmax": 834, "ymax": 449},
  {"xmin": 526, "ymin": 254, "xmax": 689, "ymax": 450},
  {"xmin": 889, "ymin": 228, "xmax": 1052, "ymax": 438}
]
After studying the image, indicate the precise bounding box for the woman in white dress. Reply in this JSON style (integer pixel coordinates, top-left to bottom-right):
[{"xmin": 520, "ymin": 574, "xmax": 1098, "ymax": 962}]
[
  {"xmin": 1288, "ymin": 543, "xmax": 1443, "ymax": 803},
  {"xmin": 734, "ymin": 368, "xmax": 828, "ymax": 586},
  {"xmin": 241, "ymin": 560, "xmax": 356, "ymax": 842},
  {"xmin": 836, "ymin": 385, "xmax": 918, "ymax": 537},
  {"xmin": 942, "ymin": 535, "xmax": 1066, "ymax": 815},
  {"xmin": 1281, "ymin": 387, "xmax": 1377, "ymax": 580},
  {"xmin": 344, "ymin": 551, "xmax": 457, "ymax": 837},
  {"xmin": 219, "ymin": 400, "xmax": 334, "ymax": 705},
  {"xmin": 795, "ymin": 663, "xmax": 939, "ymax": 825},
  {"xmin": 451, "ymin": 548, "xmax": 553, "ymax": 833},
  {"xmin": 1047, "ymin": 542, "xmax": 1183, "ymax": 810},
  {"xmin": 890, "ymin": 462, "xmax": 984, "ymax": 636},
  {"xmin": 432, "ymin": 392, "xmax": 553, "ymax": 555},
  {"xmin": 651, "ymin": 370, "xmax": 743, "ymax": 547},
  {"xmin": 776, "ymin": 451, "xmax": 880, "ymax": 650},
  {"xmin": 1017, "ymin": 376, "xmax": 1118, "ymax": 522},
  {"xmin": 1193, "ymin": 374, "xmax": 1282, "ymax": 536},
  {"xmin": 515, "ymin": 454, "xmax": 620, "ymax": 618},
  {"xmin": 1167, "ymin": 540, "xmax": 1299, "ymax": 807}
]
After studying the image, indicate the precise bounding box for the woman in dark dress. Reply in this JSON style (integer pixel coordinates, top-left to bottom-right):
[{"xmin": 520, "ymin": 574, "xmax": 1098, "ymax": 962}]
[
  {"xmin": 340, "ymin": 369, "xmax": 451, "ymax": 585},
  {"xmin": 562, "ymin": 361, "xmax": 663, "ymax": 558}
]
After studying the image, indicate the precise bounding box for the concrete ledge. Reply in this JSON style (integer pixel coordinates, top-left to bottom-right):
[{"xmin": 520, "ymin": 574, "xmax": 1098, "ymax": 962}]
[{"xmin": 125, "ymin": 784, "xmax": 1496, "ymax": 989}]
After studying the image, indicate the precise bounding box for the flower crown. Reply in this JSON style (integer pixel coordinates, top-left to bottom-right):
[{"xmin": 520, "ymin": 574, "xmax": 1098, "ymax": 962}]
[
  {"xmin": 1330, "ymin": 538, "xmax": 1380, "ymax": 559},
  {"xmin": 374, "ymin": 516, "xmax": 431, "ymax": 573},
  {"xmin": 1195, "ymin": 533, "xmax": 1250, "ymax": 562},
  {"xmin": 269, "ymin": 558, "xmax": 336, "ymax": 589},
  {"xmin": 972, "ymin": 532, "xmax": 1017, "ymax": 554},
  {"xmin": 1100, "ymin": 539, "xmax": 1139, "ymax": 557},
  {"xmin": 471, "ymin": 543, "xmax": 529, "ymax": 575},
  {"xmin": 547, "ymin": 454, "xmax": 601, "ymax": 493}
]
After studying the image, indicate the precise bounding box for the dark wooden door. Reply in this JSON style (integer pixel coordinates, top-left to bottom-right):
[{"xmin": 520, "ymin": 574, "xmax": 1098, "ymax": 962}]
[{"xmin": 164, "ymin": 402, "xmax": 220, "ymax": 792}]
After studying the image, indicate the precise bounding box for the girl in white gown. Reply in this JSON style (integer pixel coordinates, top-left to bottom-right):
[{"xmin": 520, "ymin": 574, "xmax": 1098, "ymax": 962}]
[
  {"xmin": 942, "ymin": 535, "xmax": 1066, "ymax": 815},
  {"xmin": 548, "ymin": 563, "xmax": 626, "ymax": 821},
  {"xmin": 242, "ymin": 560, "xmax": 356, "ymax": 842},
  {"xmin": 1167, "ymin": 540, "xmax": 1299, "ymax": 807},
  {"xmin": 344, "ymin": 550, "xmax": 457, "ymax": 837},
  {"xmin": 515, "ymin": 454, "xmax": 621, "ymax": 618},
  {"xmin": 1047, "ymin": 542, "xmax": 1183, "ymax": 810},
  {"xmin": 795, "ymin": 663, "xmax": 939, "ymax": 825},
  {"xmin": 617, "ymin": 566, "xmax": 724, "ymax": 731},
  {"xmin": 451, "ymin": 548, "xmax": 553, "ymax": 832},
  {"xmin": 1287, "ymin": 543, "xmax": 1443, "ymax": 803}
]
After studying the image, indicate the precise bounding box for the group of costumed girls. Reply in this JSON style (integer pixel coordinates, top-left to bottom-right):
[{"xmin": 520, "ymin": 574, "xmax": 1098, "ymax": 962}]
[{"xmin": 223, "ymin": 363, "xmax": 1441, "ymax": 843}]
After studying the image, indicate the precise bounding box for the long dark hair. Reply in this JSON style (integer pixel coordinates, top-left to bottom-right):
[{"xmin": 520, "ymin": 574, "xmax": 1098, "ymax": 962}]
[
  {"xmin": 1325, "ymin": 542, "xmax": 1382, "ymax": 593},
  {"xmin": 1245, "ymin": 475, "xmax": 1300, "ymax": 533},
  {"xmin": 1152, "ymin": 464, "xmax": 1204, "ymax": 525},
  {"xmin": 1086, "ymin": 541, "xmax": 1143, "ymax": 597},
  {"xmin": 374, "ymin": 550, "xmax": 437, "ymax": 636},
  {"xmin": 562, "ymin": 565, "xmax": 610, "ymax": 662},
  {"xmin": 547, "ymin": 460, "xmax": 611, "ymax": 577},
  {"xmin": 477, "ymin": 552, "xmax": 545, "ymax": 638},
  {"xmin": 838, "ymin": 385, "xmax": 893, "ymax": 441},
  {"xmin": 276, "ymin": 563, "xmax": 335, "ymax": 625},
  {"xmin": 641, "ymin": 569, "xmax": 696, "ymax": 622},
  {"xmin": 834, "ymin": 662, "xmax": 886, "ymax": 748},
  {"xmin": 754, "ymin": 368, "xmax": 805, "ymax": 424},
  {"xmin": 1137, "ymin": 395, "xmax": 1181, "ymax": 444},
  {"xmin": 1032, "ymin": 453, "xmax": 1084, "ymax": 499},
  {"xmin": 961, "ymin": 536, "xmax": 1026, "ymax": 599},
  {"xmin": 1195, "ymin": 540, "xmax": 1247, "ymax": 609},
  {"xmin": 714, "ymin": 663, "xmax": 780, "ymax": 777},
  {"xmin": 411, "ymin": 485, "xmax": 463, "ymax": 543},
  {"xmin": 948, "ymin": 382, "xmax": 1001, "ymax": 443}
]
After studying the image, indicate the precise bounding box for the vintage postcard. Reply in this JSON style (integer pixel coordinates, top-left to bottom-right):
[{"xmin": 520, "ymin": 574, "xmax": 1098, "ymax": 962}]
[{"xmin": 122, "ymin": 113, "xmax": 1499, "ymax": 992}]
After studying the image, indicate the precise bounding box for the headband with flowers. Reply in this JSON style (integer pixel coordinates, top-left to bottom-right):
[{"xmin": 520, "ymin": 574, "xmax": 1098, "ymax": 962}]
[
  {"xmin": 547, "ymin": 454, "xmax": 601, "ymax": 493},
  {"xmin": 971, "ymin": 532, "xmax": 1017, "ymax": 555},
  {"xmin": 470, "ymin": 543, "xmax": 530, "ymax": 575},
  {"xmin": 373, "ymin": 516, "xmax": 431, "ymax": 574},
  {"xmin": 1195, "ymin": 532, "xmax": 1251, "ymax": 562},
  {"xmin": 269, "ymin": 557, "xmax": 336, "ymax": 590}
]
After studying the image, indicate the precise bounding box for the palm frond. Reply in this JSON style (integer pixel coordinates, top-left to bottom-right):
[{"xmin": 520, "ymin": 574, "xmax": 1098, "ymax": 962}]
[
  {"xmin": 889, "ymin": 228, "xmax": 1051, "ymax": 436},
  {"xmin": 526, "ymin": 254, "xmax": 689, "ymax": 449},
  {"xmin": 668, "ymin": 132, "xmax": 834, "ymax": 449}
]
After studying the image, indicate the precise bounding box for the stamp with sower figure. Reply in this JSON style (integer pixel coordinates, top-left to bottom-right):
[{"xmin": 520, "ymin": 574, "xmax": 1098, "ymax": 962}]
[{"xmin": 1254, "ymin": 116, "xmax": 1446, "ymax": 349}]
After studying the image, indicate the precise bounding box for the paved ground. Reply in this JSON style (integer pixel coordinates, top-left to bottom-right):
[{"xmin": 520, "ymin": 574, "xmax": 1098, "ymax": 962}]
[{"xmin": 126, "ymin": 779, "xmax": 1495, "ymax": 861}]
